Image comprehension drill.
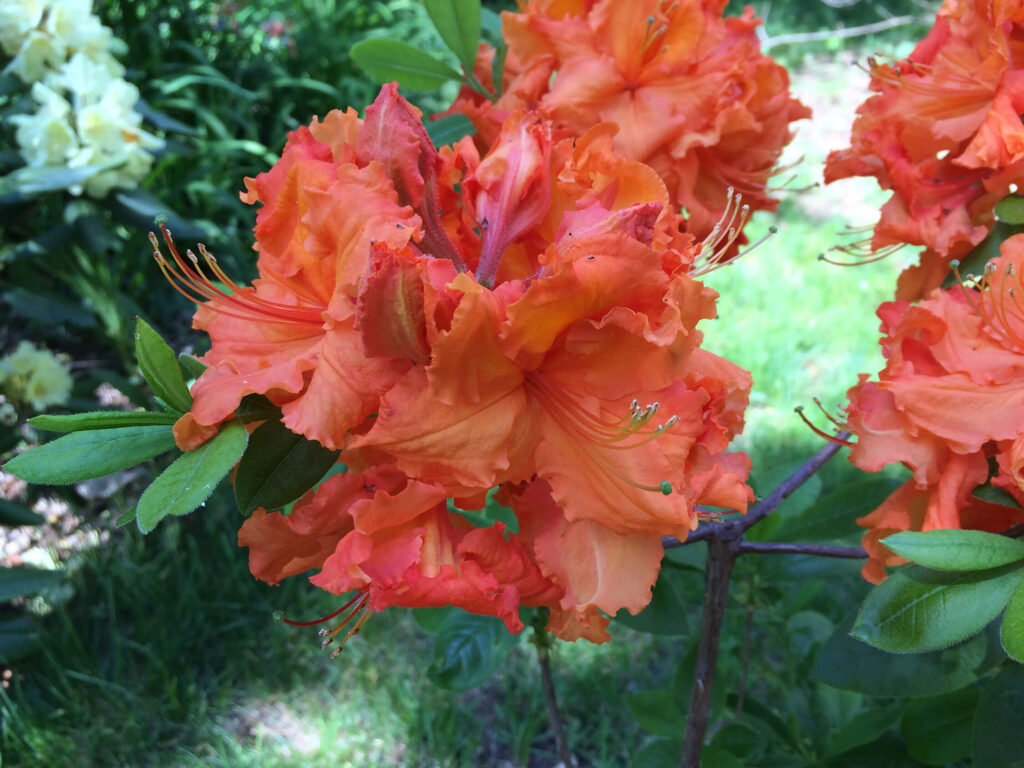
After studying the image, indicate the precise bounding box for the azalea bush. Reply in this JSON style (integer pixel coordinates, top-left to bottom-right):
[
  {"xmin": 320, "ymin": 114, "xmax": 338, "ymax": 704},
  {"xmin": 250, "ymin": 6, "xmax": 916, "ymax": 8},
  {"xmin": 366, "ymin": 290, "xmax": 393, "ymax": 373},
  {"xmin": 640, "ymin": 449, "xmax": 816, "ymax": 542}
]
[{"xmin": 4, "ymin": 0, "xmax": 1024, "ymax": 766}]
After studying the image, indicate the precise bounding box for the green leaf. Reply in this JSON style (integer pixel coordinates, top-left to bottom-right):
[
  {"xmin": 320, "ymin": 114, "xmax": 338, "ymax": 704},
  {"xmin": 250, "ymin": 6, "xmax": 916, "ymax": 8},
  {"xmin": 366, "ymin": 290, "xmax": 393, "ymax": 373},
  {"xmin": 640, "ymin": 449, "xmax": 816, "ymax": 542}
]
[
  {"xmin": 235, "ymin": 394, "xmax": 281, "ymax": 424},
  {"xmin": 4, "ymin": 425, "xmax": 176, "ymax": 484},
  {"xmin": 0, "ymin": 498, "xmax": 44, "ymax": 527},
  {"xmin": 996, "ymin": 195, "xmax": 1024, "ymax": 224},
  {"xmin": 0, "ymin": 617, "xmax": 39, "ymax": 663},
  {"xmin": 425, "ymin": 113, "xmax": 476, "ymax": 149},
  {"xmin": 108, "ymin": 189, "xmax": 206, "ymax": 240},
  {"xmin": 944, "ymin": 221, "xmax": 1024, "ymax": 284},
  {"xmin": 177, "ymin": 353, "xmax": 207, "ymax": 379},
  {"xmin": 852, "ymin": 563, "xmax": 1024, "ymax": 653},
  {"xmin": 824, "ymin": 704, "xmax": 900, "ymax": 759},
  {"xmin": 136, "ymin": 421, "xmax": 248, "ymax": 533},
  {"xmin": 413, "ymin": 606, "xmax": 457, "ymax": 634},
  {"xmin": 135, "ymin": 318, "xmax": 192, "ymax": 414},
  {"xmin": 424, "ymin": 0, "xmax": 481, "ymax": 70},
  {"xmin": 972, "ymin": 664, "xmax": 1024, "ymax": 768},
  {"xmin": 900, "ymin": 687, "xmax": 979, "ymax": 766},
  {"xmin": 708, "ymin": 722, "xmax": 763, "ymax": 761},
  {"xmin": 350, "ymin": 39, "xmax": 461, "ymax": 91},
  {"xmin": 0, "ymin": 567, "xmax": 60, "ymax": 602},
  {"xmin": 1001, "ymin": 581, "xmax": 1024, "ymax": 662},
  {"xmin": 630, "ymin": 738, "xmax": 683, "ymax": 768},
  {"xmin": 233, "ymin": 420, "xmax": 341, "ymax": 515},
  {"xmin": 771, "ymin": 478, "xmax": 902, "ymax": 543},
  {"xmin": 114, "ymin": 507, "xmax": 136, "ymax": 527},
  {"xmin": 0, "ymin": 162, "xmax": 120, "ymax": 201},
  {"xmin": 627, "ymin": 690, "xmax": 685, "ymax": 738},
  {"xmin": 814, "ymin": 612, "xmax": 1003, "ymax": 696},
  {"xmin": 972, "ymin": 481, "xmax": 1022, "ymax": 508},
  {"xmin": 426, "ymin": 610, "xmax": 515, "ymax": 692},
  {"xmin": 883, "ymin": 530, "xmax": 1024, "ymax": 571},
  {"xmin": 29, "ymin": 411, "xmax": 178, "ymax": 433},
  {"xmin": 614, "ymin": 566, "xmax": 693, "ymax": 635}
]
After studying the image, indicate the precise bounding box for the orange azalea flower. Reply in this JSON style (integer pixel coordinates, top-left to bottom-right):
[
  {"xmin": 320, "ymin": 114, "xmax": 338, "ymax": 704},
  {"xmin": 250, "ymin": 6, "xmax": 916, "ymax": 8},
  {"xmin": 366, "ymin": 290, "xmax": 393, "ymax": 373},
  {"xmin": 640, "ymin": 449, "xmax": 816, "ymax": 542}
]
[
  {"xmin": 163, "ymin": 84, "xmax": 753, "ymax": 640},
  {"xmin": 240, "ymin": 466, "xmax": 611, "ymax": 643},
  {"xmin": 825, "ymin": 0, "xmax": 1024, "ymax": 300},
  {"xmin": 832, "ymin": 235, "xmax": 1024, "ymax": 581},
  {"xmin": 440, "ymin": 0, "xmax": 809, "ymax": 245}
]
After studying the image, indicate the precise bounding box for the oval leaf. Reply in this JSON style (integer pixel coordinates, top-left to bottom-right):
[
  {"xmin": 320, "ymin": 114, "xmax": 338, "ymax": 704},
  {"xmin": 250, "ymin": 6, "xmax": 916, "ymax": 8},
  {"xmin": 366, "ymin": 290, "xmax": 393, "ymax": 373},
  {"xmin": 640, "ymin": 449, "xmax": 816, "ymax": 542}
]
[
  {"xmin": 972, "ymin": 664, "xmax": 1024, "ymax": 768},
  {"xmin": 852, "ymin": 563, "xmax": 1024, "ymax": 653},
  {"xmin": 814, "ymin": 612, "xmax": 1002, "ymax": 696},
  {"xmin": 29, "ymin": 411, "xmax": 177, "ymax": 433},
  {"xmin": 425, "ymin": 113, "xmax": 476, "ymax": 149},
  {"xmin": 233, "ymin": 420, "xmax": 341, "ymax": 515},
  {"xmin": 1001, "ymin": 580, "xmax": 1024, "ymax": 663},
  {"xmin": 995, "ymin": 194, "xmax": 1024, "ymax": 224},
  {"xmin": 883, "ymin": 529, "xmax": 1024, "ymax": 571},
  {"xmin": 350, "ymin": 39, "xmax": 460, "ymax": 91},
  {"xmin": 0, "ymin": 567, "xmax": 60, "ymax": 602},
  {"xmin": 5, "ymin": 425, "xmax": 177, "ymax": 484},
  {"xmin": 900, "ymin": 688, "xmax": 979, "ymax": 766},
  {"xmin": 177, "ymin": 353, "xmax": 208, "ymax": 379},
  {"xmin": 972, "ymin": 481, "xmax": 1023, "ymax": 508},
  {"xmin": 628, "ymin": 690, "xmax": 686, "ymax": 738},
  {"xmin": 136, "ymin": 422, "xmax": 248, "ymax": 533},
  {"xmin": 424, "ymin": 0, "xmax": 481, "ymax": 70},
  {"xmin": 135, "ymin": 318, "xmax": 192, "ymax": 413},
  {"xmin": 426, "ymin": 610, "xmax": 515, "ymax": 692},
  {"xmin": 0, "ymin": 499, "xmax": 44, "ymax": 527}
]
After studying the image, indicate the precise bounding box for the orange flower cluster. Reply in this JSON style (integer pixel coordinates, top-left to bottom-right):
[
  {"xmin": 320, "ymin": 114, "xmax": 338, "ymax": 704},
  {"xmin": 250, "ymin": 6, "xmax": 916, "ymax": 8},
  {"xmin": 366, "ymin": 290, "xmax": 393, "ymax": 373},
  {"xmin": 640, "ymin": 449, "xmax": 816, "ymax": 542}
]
[
  {"xmin": 159, "ymin": 85, "xmax": 752, "ymax": 643},
  {"xmin": 825, "ymin": 0, "xmax": 1024, "ymax": 300},
  {"xmin": 837, "ymin": 235, "xmax": 1024, "ymax": 582},
  {"xmin": 440, "ymin": 0, "xmax": 809, "ymax": 246}
]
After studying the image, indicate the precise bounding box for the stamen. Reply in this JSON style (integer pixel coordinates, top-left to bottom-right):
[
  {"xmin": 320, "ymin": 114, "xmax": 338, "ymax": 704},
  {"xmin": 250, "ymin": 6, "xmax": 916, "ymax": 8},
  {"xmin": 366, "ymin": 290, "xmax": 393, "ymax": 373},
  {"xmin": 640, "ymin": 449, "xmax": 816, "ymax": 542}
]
[
  {"xmin": 794, "ymin": 405, "xmax": 855, "ymax": 447},
  {"xmin": 151, "ymin": 223, "xmax": 324, "ymax": 326}
]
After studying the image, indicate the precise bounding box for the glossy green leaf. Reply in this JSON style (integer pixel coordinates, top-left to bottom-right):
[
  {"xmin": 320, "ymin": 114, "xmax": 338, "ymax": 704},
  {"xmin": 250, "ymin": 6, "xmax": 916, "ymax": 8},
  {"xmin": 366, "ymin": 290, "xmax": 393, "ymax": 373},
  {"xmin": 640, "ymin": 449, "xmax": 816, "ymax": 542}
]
[
  {"xmin": 852, "ymin": 563, "xmax": 1024, "ymax": 653},
  {"xmin": 1001, "ymin": 581, "xmax": 1024, "ymax": 662},
  {"xmin": 425, "ymin": 113, "xmax": 476, "ymax": 149},
  {"xmin": 996, "ymin": 195, "xmax": 1024, "ymax": 224},
  {"xmin": 627, "ymin": 690, "xmax": 685, "ymax": 738},
  {"xmin": 135, "ymin": 318, "xmax": 192, "ymax": 414},
  {"xmin": 426, "ymin": 610, "xmax": 515, "ymax": 692},
  {"xmin": 771, "ymin": 478, "xmax": 902, "ymax": 543},
  {"xmin": 945, "ymin": 221, "xmax": 1024, "ymax": 283},
  {"xmin": 29, "ymin": 411, "xmax": 177, "ymax": 433},
  {"xmin": 424, "ymin": 0, "xmax": 481, "ymax": 70},
  {"xmin": 0, "ymin": 498, "xmax": 44, "ymax": 527},
  {"xmin": 233, "ymin": 420, "xmax": 341, "ymax": 515},
  {"xmin": 0, "ymin": 163, "xmax": 119, "ymax": 201},
  {"xmin": 900, "ymin": 687, "xmax": 978, "ymax": 766},
  {"xmin": 350, "ymin": 39, "xmax": 461, "ymax": 91},
  {"xmin": 883, "ymin": 530, "xmax": 1024, "ymax": 571},
  {"xmin": 630, "ymin": 738, "xmax": 683, "ymax": 768},
  {"xmin": 972, "ymin": 664, "xmax": 1024, "ymax": 768},
  {"xmin": 4, "ymin": 425, "xmax": 176, "ymax": 484},
  {"xmin": 235, "ymin": 394, "xmax": 281, "ymax": 424},
  {"xmin": 824, "ymin": 704, "xmax": 900, "ymax": 759},
  {"xmin": 412, "ymin": 606, "xmax": 457, "ymax": 634},
  {"xmin": 136, "ymin": 422, "xmax": 248, "ymax": 533},
  {"xmin": 177, "ymin": 353, "xmax": 208, "ymax": 379},
  {"xmin": 814, "ymin": 613, "xmax": 1002, "ymax": 696},
  {"xmin": 614, "ymin": 566, "xmax": 693, "ymax": 635},
  {"xmin": 0, "ymin": 567, "xmax": 60, "ymax": 602},
  {"xmin": 972, "ymin": 481, "xmax": 1022, "ymax": 508}
]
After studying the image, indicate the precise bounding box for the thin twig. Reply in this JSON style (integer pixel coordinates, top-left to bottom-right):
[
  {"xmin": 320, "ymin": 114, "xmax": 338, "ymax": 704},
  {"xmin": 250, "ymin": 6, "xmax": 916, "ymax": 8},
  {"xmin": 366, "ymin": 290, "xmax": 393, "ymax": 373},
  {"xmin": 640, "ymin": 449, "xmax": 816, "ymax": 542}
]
[
  {"xmin": 664, "ymin": 433, "xmax": 850, "ymax": 549},
  {"xmin": 736, "ymin": 541, "xmax": 868, "ymax": 558},
  {"xmin": 533, "ymin": 622, "xmax": 574, "ymax": 768},
  {"xmin": 758, "ymin": 14, "xmax": 930, "ymax": 51},
  {"xmin": 680, "ymin": 539, "xmax": 736, "ymax": 768}
]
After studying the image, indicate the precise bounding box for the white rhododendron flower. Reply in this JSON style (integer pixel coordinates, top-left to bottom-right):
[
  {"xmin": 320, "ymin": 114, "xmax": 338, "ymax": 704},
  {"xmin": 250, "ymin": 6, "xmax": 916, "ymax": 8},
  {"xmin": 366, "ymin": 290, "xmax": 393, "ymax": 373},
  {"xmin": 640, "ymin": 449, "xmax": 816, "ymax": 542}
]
[
  {"xmin": 0, "ymin": 0, "xmax": 163, "ymax": 197},
  {"xmin": 0, "ymin": 342, "xmax": 73, "ymax": 412}
]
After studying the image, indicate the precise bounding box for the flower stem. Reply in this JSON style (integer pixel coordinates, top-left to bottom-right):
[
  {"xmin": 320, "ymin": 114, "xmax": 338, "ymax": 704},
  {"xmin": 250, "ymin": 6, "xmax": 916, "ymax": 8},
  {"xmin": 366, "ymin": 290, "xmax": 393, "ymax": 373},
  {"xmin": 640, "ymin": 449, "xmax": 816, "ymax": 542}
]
[{"xmin": 531, "ymin": 614, "xmax": 573, "ymax": 767}]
